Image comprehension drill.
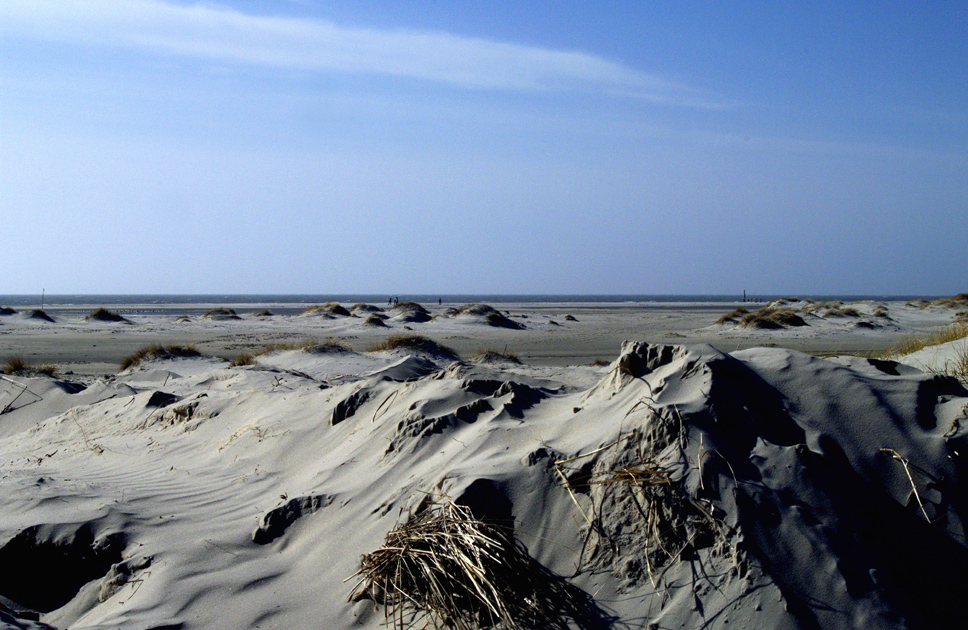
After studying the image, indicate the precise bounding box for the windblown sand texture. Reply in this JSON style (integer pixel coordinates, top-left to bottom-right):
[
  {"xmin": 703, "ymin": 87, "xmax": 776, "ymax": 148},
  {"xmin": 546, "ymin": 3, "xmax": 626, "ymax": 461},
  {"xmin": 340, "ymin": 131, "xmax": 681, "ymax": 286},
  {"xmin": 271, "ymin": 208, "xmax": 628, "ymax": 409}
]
[{"xmin": 0, "ymin": 299, "xmax": 966, "ymax": 629}]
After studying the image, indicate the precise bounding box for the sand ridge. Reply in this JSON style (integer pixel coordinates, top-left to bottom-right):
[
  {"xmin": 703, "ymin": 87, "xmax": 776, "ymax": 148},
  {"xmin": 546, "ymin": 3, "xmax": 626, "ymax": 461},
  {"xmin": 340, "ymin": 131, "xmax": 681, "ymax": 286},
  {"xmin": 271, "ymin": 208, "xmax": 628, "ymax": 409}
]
[{"xmin": 0, "ymin": 317, "xmax": 966, "ymax": 629}]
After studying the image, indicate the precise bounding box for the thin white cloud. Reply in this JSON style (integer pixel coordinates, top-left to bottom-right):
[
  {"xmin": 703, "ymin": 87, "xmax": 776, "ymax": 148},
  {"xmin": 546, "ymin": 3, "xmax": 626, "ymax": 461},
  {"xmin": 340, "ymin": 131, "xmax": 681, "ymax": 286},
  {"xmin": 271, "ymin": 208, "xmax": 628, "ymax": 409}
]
[{"xmin": 1, "ymin": 0, "xmax": 719, "ymax": 105}]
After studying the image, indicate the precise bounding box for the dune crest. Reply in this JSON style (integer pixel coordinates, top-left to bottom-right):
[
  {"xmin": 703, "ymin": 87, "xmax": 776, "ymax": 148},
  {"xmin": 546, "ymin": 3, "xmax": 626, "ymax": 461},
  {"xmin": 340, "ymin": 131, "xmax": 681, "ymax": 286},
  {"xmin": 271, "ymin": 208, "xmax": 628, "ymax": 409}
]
[{"xmin": 0, "ymin": 338, "xmax": 965, "ymax": 629}]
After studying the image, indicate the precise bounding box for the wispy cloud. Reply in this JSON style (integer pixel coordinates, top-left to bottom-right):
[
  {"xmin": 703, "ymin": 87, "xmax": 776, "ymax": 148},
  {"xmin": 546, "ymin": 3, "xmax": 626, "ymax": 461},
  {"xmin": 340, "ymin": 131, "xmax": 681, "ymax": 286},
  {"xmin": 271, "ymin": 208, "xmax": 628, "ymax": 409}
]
[{"xmin": 1, "ymin": 0, "xmax": 721, "ymax": 105}]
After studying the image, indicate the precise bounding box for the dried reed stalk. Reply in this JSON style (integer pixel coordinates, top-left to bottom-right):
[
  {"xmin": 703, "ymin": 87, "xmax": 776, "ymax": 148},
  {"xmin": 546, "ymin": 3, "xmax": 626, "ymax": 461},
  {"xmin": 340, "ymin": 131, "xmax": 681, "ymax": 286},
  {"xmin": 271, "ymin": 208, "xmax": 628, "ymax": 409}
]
[{"xmin": 348, "ymin": 498, "xmax": 549, "ymax": 630}]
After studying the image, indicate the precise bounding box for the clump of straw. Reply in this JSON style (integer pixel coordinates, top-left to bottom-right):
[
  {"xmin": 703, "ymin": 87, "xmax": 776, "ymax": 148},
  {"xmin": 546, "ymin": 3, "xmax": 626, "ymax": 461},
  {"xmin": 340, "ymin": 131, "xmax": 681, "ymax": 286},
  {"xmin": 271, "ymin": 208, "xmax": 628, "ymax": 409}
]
[{"xmin": 348, "ymin": 497, "xmax": 588, "ymax": 630}]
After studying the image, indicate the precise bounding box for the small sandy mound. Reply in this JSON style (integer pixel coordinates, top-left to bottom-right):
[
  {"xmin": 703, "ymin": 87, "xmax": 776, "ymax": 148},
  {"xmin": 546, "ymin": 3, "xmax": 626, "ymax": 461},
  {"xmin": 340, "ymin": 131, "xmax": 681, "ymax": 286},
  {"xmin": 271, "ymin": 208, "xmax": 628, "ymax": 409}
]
[
  {"xmin": 391, "ymin": 302, "xmax": 432, "ymax": 323},
  {"xmin": 302, "ymin": 303, "xmax": 351, "ymax": 318},
  {"xmin": 202, "ymin": 308, "xmax": 241, "ymax": 320},
  {"xmin": 368, "ymin": 334, "xmax": 459, "ymax": 361},
  {"xmin": 85, "ymin": 308, "xmax": 130, "ymax": 323},
  {"xmin": 362, "ymin": 314, "xmax": 388, "ymax": 327},
  {"xmin": 351, "ymin": 303, "xmax": 384, "ymax": 314},
  {"xmin": 453, "ymin": 304, "xmax": 525, "ymax": 329},
  {"xmin": 470, "ymin": 349, "xmax": 522, "ymax": 365},
  {"xmin": 22, "ymin": 310, "xmax": 55, "ymax": 323},
  {"xmin": 738, "ymin": 306, "xmax": 807, "ymax": 329}
]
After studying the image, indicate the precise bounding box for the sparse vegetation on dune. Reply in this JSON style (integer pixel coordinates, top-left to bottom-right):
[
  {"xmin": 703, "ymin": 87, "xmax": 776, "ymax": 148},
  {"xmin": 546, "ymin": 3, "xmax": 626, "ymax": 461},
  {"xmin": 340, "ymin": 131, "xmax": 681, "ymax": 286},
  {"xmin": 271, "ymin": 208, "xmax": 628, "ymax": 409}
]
[
  {"xmin": 254, "ymin": 309, "xmax": 273, "ymax": 317},
  {"xmin": 822, "ymin": 307, "xmax": 860, "ymax": 318},
  {"xmin": 872, "ymin": 322, "xmax": 968, "ymax": 359},
  {"xmin": 302, "ymin": 339, "xmax": 353, "ymax": 354},
  {"xmin": 454, "ymin": 304, "xmax": 499, "ymax": 317},
  {"xmin": 0, "ymin": 307, "xmax": 16, "ymax": 316},
  {"xmin": 940, "ymin": 346, "xmax": 968, "ymax": 382},
  {"xmin": 391, "ymin": 302, "xmax": 432, "ymax": 323},
  {"xmin": 486, "ymin": 312, "xmax": 524, "ymax": 329},
  {"xmin": 244, "ymin": 338, "xmax": 352, "ymax": 359},
  {"xmin": 349, "ymin": 497, "xmax": 585, "ymax": 630},
  {"xmin": 203, "ymin": 308, "xmax": 240, "ymax": 320},
  {"xmin": 120, "ymin": 344, "xmax": 203, "ymax": 371},
  {"xmin": 454, "ymin": 304, "xmax": 525, "ymax": 329},
  {"xmin": 2, "ymin": 355, "xmax": 56, "ymax": 377},
  {"xmin": 734, "ymin": 306, "xmax": 807, "ymax": 329},
  {"xmin": 363, "ymin": 313, "xmax": 389, "ymax": 327},
  {"xmin": 351, "ymin": 303, "xmax": 384, "ymax": 314},
  {"xmin": 921, "ymin": 293, "xmax": 968, "ymax": 310},
  {"xmin": 85, "ymin": 307, "xmax": 128, "ymax": 322},
  {"xmin": 230, "ymin": 353, "xmax": 254, "ymax": 367},
  {"xmin": 470, "ymin": 347, "xmax": 522, "ymax": 365},
  {"xmin": 715, "ymin": 307, "xmax": 749, "ymax": 325},
  {"xmin": 302, "ymin": 303, "xmax": 351, "ymax": 317},
  {"xmin": 799, "ymin": 300, "xmax": 842, "ymax": 313},
  {"xmin": 368, "ymin": 334, "xmax": 459, "ymax": 360},
  {"xmin": 26, "ymin": 309, "xmax": 55, "ymax": 322}
]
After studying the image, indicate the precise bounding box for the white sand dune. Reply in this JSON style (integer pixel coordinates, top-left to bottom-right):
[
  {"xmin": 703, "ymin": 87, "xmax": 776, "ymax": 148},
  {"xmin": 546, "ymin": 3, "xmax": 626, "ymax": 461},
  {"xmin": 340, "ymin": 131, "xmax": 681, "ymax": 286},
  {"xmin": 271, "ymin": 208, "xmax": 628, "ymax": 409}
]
[
  {"xmin": 896, "ymin": 337, "xmax": 968, "ymax": 376},
  {"xmin": 1, "ymin": 335, "xmax": 966, "ymax": 629}
]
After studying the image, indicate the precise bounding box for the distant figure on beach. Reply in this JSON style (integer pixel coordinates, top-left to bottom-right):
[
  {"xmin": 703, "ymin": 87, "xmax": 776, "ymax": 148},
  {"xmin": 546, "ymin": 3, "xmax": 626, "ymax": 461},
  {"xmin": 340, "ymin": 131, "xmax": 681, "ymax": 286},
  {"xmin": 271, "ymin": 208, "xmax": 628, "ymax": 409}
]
[{"xmin": 438, "ymin": 298, "xmax": 442, "ymax": 305}]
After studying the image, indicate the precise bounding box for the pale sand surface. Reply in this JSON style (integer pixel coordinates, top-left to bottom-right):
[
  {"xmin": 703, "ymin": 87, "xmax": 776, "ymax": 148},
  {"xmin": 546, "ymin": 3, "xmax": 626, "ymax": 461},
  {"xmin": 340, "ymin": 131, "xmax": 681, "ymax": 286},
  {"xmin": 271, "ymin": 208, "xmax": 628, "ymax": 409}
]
[
  {"xmin": 0, "ymin": 298, "xmax": 966, "ymax": 630},
  {"xmin": 0, "ymin": 299, "xmax": 958, "ymax": 380}
]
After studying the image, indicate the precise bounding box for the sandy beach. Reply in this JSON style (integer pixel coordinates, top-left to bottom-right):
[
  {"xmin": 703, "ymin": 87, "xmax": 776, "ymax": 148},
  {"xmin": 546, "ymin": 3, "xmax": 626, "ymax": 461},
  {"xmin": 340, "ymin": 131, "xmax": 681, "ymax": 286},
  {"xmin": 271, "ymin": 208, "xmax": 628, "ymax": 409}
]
[
  {"xmin": 1, "ymin": 296, "xmax": 966, "ymax": 629},
  {"xmin": 1, "ymin": 298, "xmax": 959, "ymax": 382}
]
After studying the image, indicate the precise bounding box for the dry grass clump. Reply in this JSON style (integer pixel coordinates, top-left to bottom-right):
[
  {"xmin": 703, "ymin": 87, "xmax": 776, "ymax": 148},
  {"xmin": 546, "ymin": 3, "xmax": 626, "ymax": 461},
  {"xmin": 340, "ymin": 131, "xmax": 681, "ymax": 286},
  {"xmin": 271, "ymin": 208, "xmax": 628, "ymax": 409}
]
[
  {"xmin": 230, "ymin": 353, "xmax": 254, "ymax": 367},
  {"xmin": 302, "ymin": 303, "xmax": 351, "ymax": 317},
  {"xmin": 2, "ymin": 356, "xmax": 56, "ymax": 377},
  {"xmin": 470, "ymin": 348, "xmax": 522, "ymax": 365},
  {"xmin": 254, "ymin": 309, "xmax": 273, "ymax": 317},
  {"xmin": 555, "ymin": 419, "xmax": 736, "ymax": 590},
  {"xmin": 938, "ymin": 345, "xmax": 968, "ymax": 382},
  {"xmin": 349, "ymin": 497, "xmax": 587, "ymax": 630},
  {"xmin": 715, "ymin": 307, "xmax": 748, "ymax": 325},
  {"xmin": 799, "ymin": 299, "xmax": 842, "ymax": 313},
  {"xmin": 120, "ymin": 344, "xmax": 202, "ymax": 371},
  {"xmin": 85, "ymin": 307, "xmax": 127, "ymax": 322},
  {"xmin": 368, "ymin": 334, "xmax": 459, "ymax": 360},
  {"xmin": 822, "ymin": 306, "xmax": 860, "ymax": 318},
  {"xmin": 203, "ymin": 307, "xmax": 240, "ymax": 320},
  {"xmin": 591, "ymin": 358, "xmax": 611, "ymax": 367},
  {"xmin": 739, "ymin": 306, "xmax": 807, "ymax": 329}
]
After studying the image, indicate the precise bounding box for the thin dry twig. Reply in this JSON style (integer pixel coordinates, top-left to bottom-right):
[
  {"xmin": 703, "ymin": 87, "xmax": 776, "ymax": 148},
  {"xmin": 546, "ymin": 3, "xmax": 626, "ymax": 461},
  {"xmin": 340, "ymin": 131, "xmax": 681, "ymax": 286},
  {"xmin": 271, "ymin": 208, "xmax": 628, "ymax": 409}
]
[{"xmin": 880, "ymin": 448, "xmax": 932, "ymax": 522}]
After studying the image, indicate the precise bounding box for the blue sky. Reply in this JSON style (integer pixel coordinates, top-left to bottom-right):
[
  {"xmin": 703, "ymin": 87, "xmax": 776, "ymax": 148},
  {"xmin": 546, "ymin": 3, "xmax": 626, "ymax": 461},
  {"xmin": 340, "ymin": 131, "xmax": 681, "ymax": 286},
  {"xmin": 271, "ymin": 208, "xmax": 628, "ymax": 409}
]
[{"xmin": 1, "ymin": 1, "xmax": 965, "ymax": 295}]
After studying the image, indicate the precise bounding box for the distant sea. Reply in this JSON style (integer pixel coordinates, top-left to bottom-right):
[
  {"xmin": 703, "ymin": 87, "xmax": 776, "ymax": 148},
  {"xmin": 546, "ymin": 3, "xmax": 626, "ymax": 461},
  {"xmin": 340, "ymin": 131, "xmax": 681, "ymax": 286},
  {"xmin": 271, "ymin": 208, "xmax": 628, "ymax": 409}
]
[{"xmin": 0, "ymin": 294, "xmax": 937, "ymax": 318}]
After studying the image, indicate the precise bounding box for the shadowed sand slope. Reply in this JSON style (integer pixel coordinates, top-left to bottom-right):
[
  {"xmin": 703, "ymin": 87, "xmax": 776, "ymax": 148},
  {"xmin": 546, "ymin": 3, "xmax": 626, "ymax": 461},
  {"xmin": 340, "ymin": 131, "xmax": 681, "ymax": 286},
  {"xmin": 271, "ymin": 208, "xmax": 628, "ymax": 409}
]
[{"xmin": 0, "ymin": 340, "xmax": 965, "ymax": 629}]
